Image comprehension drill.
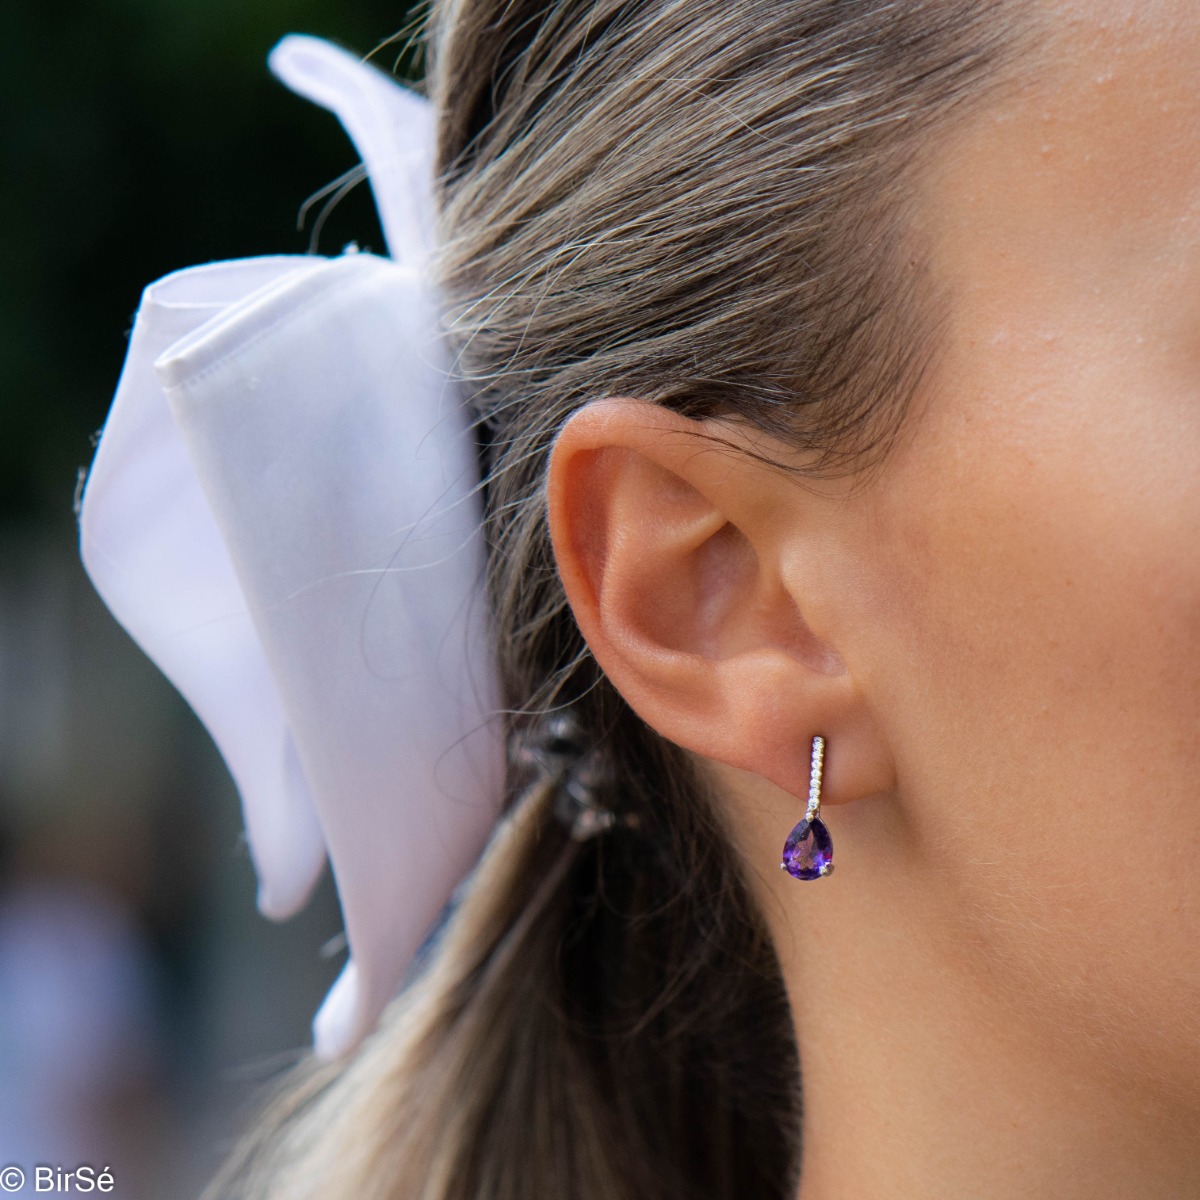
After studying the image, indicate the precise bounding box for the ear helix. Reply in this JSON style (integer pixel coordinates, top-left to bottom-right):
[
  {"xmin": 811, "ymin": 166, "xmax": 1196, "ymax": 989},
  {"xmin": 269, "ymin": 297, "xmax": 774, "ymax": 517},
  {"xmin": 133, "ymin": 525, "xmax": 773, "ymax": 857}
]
[{"xmin": 781, "ymin": 735, "xmax": 834, "ymax": 880}]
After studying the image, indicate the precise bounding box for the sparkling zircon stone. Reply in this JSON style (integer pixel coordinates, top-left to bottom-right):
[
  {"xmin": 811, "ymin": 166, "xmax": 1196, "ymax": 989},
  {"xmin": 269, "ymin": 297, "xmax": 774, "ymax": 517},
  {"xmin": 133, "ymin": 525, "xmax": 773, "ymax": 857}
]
[{"xmin": 781, "ymin": 815, "xmax": 833, "ymax": 880}]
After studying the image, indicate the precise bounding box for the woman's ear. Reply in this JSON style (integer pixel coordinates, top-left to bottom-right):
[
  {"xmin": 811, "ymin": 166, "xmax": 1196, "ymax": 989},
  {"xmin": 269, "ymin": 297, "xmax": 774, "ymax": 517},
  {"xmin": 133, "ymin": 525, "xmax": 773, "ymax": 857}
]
[{"xmin": 545, "ymin": 395, "xmax": 891, "ymax": 808}]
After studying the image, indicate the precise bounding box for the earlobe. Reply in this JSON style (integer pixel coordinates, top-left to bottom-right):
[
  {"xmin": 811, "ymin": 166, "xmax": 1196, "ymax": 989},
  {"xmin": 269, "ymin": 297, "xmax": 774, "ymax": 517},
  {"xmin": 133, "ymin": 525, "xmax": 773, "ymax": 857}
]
[{"xmin": 546, "ymin": 395, "xmax": 889, "ymax": 808}]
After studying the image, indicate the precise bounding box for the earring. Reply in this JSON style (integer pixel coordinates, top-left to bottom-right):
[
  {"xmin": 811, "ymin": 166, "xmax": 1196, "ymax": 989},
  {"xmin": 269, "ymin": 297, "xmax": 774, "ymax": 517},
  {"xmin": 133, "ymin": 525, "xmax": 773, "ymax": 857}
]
[{"xmin": 780, "ymin": 734, "xmax": 834, "ymax": 880}]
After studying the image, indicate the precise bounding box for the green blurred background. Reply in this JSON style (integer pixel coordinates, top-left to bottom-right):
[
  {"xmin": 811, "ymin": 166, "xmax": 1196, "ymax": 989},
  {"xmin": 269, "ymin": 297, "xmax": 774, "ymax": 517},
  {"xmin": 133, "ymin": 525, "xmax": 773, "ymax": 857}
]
[{"xmin": 1, "ymin": 3, "xmax": 419, "ymax": 1194}]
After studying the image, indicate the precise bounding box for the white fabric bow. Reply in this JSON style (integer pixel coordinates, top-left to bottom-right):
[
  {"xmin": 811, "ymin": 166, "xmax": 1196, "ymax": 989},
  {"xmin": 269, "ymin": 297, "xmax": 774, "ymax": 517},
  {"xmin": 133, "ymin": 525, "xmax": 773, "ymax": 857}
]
[{"xmin": 76, "ymin": 35, "xmax": 505, "ymax": 1059}]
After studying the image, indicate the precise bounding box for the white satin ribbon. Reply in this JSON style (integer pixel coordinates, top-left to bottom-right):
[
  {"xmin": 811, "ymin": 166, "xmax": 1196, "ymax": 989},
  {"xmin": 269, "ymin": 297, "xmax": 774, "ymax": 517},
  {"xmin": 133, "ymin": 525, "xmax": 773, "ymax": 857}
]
[{"xmin": 77, "ymin": 36, "xmax": 505, "ymax": 1059}]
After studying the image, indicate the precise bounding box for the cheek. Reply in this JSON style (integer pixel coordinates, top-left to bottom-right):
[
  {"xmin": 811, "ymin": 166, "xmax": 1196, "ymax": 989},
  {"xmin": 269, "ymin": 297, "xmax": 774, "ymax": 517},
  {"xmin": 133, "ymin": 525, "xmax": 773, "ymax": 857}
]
[{"xmin": 865, "ymin": 345, "xmax": 1200, "ymax": 1083}]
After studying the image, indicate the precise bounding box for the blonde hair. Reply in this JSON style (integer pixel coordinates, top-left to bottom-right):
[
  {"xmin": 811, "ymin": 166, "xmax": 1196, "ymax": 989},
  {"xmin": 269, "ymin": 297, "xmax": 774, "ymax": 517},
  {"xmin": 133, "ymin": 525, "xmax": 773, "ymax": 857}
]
[{"xmin": 210, "ymin": 2, "xmax": 1033, "ymax": 1196}]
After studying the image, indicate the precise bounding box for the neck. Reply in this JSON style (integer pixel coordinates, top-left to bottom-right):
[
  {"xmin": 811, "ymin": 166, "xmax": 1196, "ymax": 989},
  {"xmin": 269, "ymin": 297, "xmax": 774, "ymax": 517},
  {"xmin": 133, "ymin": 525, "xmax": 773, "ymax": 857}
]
[{"xmin": 765, "ymin": 801, "xmax": 1200, "ymax": 1200}]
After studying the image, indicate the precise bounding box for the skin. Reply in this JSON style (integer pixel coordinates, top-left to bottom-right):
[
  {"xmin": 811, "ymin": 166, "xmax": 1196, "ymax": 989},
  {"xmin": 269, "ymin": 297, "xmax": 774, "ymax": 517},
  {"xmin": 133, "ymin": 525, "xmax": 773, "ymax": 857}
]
[{"xmin": 545, "ymin": 2, "xmax": 1200, "ymax": 1197}]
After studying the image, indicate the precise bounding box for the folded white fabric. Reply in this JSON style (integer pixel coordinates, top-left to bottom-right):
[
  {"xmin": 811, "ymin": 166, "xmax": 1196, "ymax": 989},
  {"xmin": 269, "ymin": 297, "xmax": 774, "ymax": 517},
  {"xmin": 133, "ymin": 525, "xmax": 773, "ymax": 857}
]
[{"xmin": 77, "ymin": 37, "xmax": 504, "ymax": 1059}]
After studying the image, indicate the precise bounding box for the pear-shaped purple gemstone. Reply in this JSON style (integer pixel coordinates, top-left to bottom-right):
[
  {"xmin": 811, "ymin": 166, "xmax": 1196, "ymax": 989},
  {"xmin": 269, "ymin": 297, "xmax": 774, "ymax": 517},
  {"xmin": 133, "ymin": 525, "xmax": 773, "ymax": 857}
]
[{"xmin": 781, "ymin": 815, "xmax": 833, "ymax": 880}]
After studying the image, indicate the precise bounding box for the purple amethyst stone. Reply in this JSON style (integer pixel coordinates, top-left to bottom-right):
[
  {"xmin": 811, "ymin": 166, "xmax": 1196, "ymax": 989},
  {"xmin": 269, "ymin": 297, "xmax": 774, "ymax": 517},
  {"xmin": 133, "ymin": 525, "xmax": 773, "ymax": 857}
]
[{"xmin": 781, "ymin": 816, "xmax": 833, "ymax": 880}]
